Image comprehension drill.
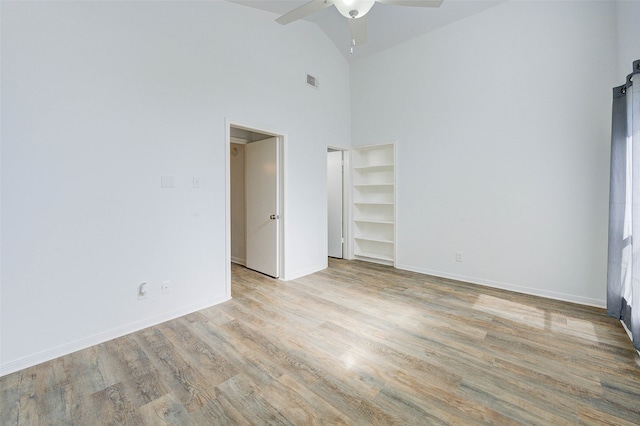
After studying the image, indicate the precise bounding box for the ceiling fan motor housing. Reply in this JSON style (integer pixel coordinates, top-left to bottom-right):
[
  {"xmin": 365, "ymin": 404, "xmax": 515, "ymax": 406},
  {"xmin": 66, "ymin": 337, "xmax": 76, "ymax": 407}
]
[{"xmin": 334, "ymin": 0, "xmax": 376, "ymax": 20}]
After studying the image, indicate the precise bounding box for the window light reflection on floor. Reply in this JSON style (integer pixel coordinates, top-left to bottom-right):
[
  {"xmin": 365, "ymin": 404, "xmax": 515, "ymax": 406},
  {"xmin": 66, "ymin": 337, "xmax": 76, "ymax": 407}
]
[{"xmin": 472, "ymin": 294, "xmax": 599, "ymax": 342}]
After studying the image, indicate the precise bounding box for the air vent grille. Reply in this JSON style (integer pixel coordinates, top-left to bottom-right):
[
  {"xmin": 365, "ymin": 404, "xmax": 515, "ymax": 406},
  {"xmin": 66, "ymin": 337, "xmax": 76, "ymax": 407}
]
[{"xmin": 306, "ymin": 73, "xmax": 318, "ymax": 89}]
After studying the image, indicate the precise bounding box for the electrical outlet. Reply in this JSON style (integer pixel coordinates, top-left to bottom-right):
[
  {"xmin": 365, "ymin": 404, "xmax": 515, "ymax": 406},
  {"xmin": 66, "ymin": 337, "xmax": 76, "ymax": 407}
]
[
  {"xmin": 161, "ymin": 281, "xmax": 172, "ymax": 294},
  {"xmin": 455, "ymin": 252, "xmax": 463, "ymax": 262}
]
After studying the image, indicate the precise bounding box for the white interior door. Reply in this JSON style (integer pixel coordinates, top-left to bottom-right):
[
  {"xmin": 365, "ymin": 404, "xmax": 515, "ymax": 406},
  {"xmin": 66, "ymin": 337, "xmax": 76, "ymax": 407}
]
[
  {"xmin": 246, "ymin": 137, "xmax": 280, "ymax": 278},
  {"xmin": 327, "ymin": 150, "xmax": 343, "ymax": 258}
]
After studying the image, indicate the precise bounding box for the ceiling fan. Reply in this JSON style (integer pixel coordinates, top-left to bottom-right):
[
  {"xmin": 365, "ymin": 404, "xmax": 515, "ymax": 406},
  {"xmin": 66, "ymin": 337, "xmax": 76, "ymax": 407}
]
[{"xmin": 276, "ymin": 0, "xmax": 444, "ymax": 51}]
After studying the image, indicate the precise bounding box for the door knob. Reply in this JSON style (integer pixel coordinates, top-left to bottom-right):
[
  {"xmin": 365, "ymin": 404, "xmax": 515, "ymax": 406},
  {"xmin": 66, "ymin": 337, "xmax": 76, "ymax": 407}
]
[{"xmin": 270, "ymin": 214, "xmax": 279, "ymax": 220}]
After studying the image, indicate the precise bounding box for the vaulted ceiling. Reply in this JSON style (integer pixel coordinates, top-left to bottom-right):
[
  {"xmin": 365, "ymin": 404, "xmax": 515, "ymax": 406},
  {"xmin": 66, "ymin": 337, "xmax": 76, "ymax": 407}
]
[{"xmin": 228, "ymin": 0, "xmax": 505, "ymax": 62}]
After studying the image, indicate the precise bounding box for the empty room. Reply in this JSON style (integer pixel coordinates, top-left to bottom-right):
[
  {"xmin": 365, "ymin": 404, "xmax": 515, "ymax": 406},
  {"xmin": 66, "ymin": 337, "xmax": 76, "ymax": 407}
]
[{"xmin": 2, "ymin": 0, "xmax": 640, "ymax": 424}]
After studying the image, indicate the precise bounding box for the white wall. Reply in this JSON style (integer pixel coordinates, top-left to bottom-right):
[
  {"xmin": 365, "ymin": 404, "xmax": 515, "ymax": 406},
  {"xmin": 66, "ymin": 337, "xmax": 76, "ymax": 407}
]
[
  {"xmin": 616, "ymin": 0, "xmax": 640, "ymax": 80},
  {"xmin": 1, "ymin": 1, "xmax": 350, "ymax": 374},
  {"xmin": 351, "ymin": 1, "xmax": 618, "ymax": 306},
  {"xmin": 2, "ymin": 0, "xmax": 631, "ymax": 375}
]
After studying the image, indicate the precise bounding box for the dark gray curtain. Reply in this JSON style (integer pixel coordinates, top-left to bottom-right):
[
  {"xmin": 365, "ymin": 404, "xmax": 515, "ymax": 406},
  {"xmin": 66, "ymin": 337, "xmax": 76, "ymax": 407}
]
[{"xmin": 608, "ymin": 60, "xmax": 640, "ymax": 351}]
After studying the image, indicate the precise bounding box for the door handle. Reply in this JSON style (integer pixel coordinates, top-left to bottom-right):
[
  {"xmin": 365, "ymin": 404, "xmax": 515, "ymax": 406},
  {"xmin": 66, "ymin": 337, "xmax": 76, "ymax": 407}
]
[{"xmin": 270, "ymin": 214, "xmax": 279, "ymax": 220}]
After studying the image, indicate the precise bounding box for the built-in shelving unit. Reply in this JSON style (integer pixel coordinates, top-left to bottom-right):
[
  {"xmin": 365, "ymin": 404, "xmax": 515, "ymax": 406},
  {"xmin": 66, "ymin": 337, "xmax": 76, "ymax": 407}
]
[{"xmin": 352, "ymin": 142, "xmax": 395, "ymax": 265}]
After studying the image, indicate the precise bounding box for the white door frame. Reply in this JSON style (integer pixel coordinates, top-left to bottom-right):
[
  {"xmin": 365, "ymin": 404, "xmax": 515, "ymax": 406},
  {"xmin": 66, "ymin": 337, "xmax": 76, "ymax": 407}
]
[
  {"xmin": 327, "ymin": 145, "xmax": 352, "ymax": 261},
  {"xmin": 225, "ymin": 118, "xmax": 286, "ymax": 298}
]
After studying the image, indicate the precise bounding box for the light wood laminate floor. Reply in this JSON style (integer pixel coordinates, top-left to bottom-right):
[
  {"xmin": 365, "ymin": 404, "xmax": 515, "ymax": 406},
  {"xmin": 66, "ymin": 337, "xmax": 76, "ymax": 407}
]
[{"xmin": 2, "ymin": 259, "xmax": 640, "ymax": 425}]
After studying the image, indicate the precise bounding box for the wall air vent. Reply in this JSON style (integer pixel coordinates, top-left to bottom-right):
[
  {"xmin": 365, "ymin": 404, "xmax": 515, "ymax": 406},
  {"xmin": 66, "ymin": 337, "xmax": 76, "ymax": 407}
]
[{"xmin": 306, "ymin": 73, "xmax": 319, "ymax": 89}]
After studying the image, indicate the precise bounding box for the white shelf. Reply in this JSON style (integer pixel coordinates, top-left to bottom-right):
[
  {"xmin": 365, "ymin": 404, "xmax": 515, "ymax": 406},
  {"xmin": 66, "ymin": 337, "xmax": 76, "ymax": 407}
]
[
  {"xmin": 352, "ymin": 142, "xmax": 395, "ymax": 266},
  {"xmin": 354, "ymin": 251, "xmax": 394, "ymax": 262},
  {"xmin": 353, "ymin": 183, "xmax": 394, "ymax": 187},
  {"xmin": 354, "ymin": 164, "xmax": 394, "ymax": 171},
  {"xmin": 354, "ymin": 202, "xmax": 394, "ymax": 205},
  {"xmin": 354, "ymin": 219, "xmax": 394, "ymax": 225},
  {"xmin": 355, "ymin": 236, "xmax": 394, "ymax": 244}
]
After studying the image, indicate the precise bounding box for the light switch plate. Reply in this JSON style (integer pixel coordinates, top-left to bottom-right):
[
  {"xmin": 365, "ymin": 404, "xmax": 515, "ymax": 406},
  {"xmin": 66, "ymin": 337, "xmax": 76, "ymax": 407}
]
[{"xmin": 161, "ymin": 176, "xmax": 175, "ymax": 188}]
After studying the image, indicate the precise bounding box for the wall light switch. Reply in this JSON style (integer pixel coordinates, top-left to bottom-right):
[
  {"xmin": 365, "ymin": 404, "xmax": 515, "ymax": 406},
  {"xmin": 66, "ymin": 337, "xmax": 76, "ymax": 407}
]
[
  {"xmin": 161, "ymin": 176, "xmax": 175, "ymax": 188},
  {"xmin": 193, "ymin": 177, "xmax": 200, "ymax": 188}
]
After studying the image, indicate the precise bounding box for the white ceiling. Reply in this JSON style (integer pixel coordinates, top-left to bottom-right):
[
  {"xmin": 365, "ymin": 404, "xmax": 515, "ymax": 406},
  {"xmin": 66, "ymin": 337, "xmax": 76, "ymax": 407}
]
[{"xmin": 228, "ymin": 0, "xmax": 506, "ymax": 62}]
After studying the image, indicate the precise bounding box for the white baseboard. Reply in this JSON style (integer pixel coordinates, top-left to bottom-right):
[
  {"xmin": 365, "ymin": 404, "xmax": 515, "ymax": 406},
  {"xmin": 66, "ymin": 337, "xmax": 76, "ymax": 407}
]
[
  {"xmin": 395, "ymin": 263, "xmax": 605, "ymax": 308},
  {"xmin": 231, "ymin": 256, "xmax": 246, "ymax": 266},
  {"xmin": 0, "ymin": 296, "xmax": 231, "ymax": 377},
  {"xmin": 282, "ymin": 262, "xmax": 327, "ymax": 281}
]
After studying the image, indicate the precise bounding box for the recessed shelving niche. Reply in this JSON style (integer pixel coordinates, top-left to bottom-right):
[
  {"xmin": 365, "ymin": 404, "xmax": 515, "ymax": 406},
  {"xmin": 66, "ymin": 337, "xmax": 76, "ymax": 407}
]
[{"xmin": 352, "ymin": 143, "xmax": 395, "ymax": 265}]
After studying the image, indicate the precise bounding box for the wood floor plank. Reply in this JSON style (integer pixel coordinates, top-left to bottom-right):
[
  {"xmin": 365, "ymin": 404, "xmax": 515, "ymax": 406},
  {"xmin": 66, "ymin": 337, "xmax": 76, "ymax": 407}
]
[
  {"xmin": 102, "ymin": 334, "xmax": 168, "ymax": 408},
  {"xmin": 455, "ymin": 378, "xmax": 567, "ymax": 425},
  {"xmin": 261, "ymin": 373, "xmax": 352, "ymax": 426},
  {"xmin": 137, "ymin": 392, "xmax": 191, "ymax": 425},
  {"xmin": 192, "ymin": 392, "xmax": 252, "ymax": 426},
  {"xmin": 157, "ymin": 318, "xmax": 239, "ymax": 387},
  {"xmin": 230, "ymin": 294, "xmax": 353, "ymax": 358},
  {"xmin": 215, "ymin": 373, "xmax": 293, "ymax": 425},
  {"xmin": 89, "ymin": 382, "xmax": 144, "ymax": 425},
  {"xmin": 217, "ymin": 319, "xmax": 324, "ymax": 387},
  {"xmin": 68, "ymin": 347, "xmax": 102, "ymax": 388},
  {"xmin": 188, "ymin": 319, "xmax": 279, "ymax": 388},
  {"xmin": 2, "ymin": 259, "xmax": 640, "ymax": 424},
  {"xmin": 15, "ymin": 368, "xmax": 38, "ymax": 426},
  {"xmin": 185, "ymin": 393, "xmax": 254, "ymax": 426},
  {"xmin": 132, "ymin": 326, "xmax": 216, "ymax": 413},
  {"xmin": 34, "ymin": 359, "xmax": 71, "ymax": 425},
  {"xmin": 0, "ymin": 376, "xmax": 21, "ymax": 425}
]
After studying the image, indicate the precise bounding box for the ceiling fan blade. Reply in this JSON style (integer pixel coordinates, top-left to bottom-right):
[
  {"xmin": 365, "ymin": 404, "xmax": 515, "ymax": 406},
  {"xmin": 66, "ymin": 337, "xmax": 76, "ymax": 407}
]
[
  {"xmin": 376, "ymin": 0, "xmax": 443, "ymax": 7},
  {"xmin": 348, "ymin": 15, "xmax": 368, "ymax": 46},
  {"xmin": 276, "ymin": 0, "xmax": 334, "ymax": 25}
]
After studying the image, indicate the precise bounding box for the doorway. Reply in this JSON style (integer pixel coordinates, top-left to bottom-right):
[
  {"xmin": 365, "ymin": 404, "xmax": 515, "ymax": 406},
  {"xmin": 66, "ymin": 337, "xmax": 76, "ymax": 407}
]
[
  {"xmin": 226, "ymin": 120, "xmax": 285, "ymax": 296},
  {"xmin": 327, "ymin": 147, "xmax": 350, "ymax": 260},
  {"xmin": 327, "ymin": 149, "xmax": 343, "ymax": 258}
]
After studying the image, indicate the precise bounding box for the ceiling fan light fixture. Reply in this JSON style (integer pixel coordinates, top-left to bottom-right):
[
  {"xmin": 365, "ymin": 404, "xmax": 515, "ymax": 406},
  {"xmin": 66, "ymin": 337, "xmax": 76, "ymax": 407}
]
[{"xmin": 333, "ymin": 0, "xmax": 376, "ymax": 19}]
